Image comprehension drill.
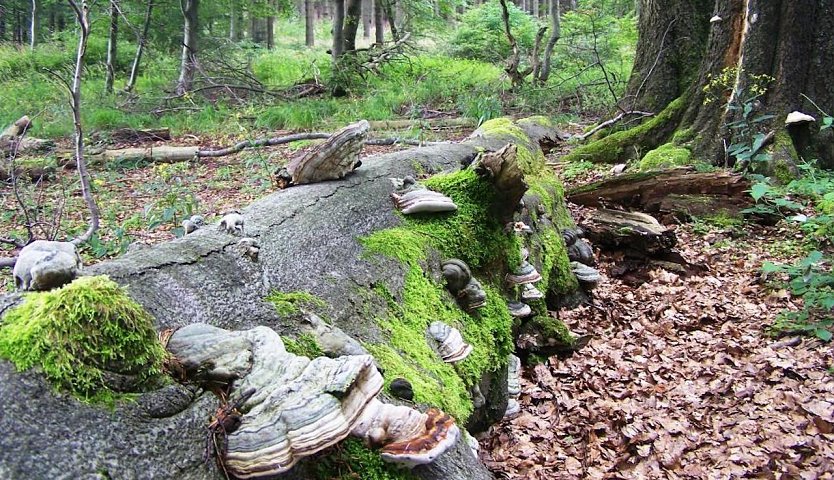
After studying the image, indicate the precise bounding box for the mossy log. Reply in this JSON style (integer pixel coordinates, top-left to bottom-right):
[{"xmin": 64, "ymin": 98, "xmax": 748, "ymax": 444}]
[
  {"xmin": 567, "ymin": 167, "xmax": 751, "ymax": 214},
  {"xmin": 579, "ymin": 208, "xmax": 676, "ymax": 257},
  {"xmin": 0, "ymin": 119, "xmax": 580, "ymax": 480}
]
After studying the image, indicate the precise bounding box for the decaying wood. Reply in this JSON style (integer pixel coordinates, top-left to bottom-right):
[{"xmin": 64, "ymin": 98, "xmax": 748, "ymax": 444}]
[
  {"xmin": 88, "ymin": 146, "xmax": 202, "ymax": 165},
  {"xmin": 567, "ymin": 167, "xmax": 751, "ymax": 213},
  {"xmin": 0, "ymin": 116, "xmax": 54, "ymax": 157},
  {"xmin": 368, "ymin": 117, "xmax": 475, "ymax": 131},
  {"xmin": 102, "ymin": 127, "xmax": 172, "ymax": 144},
  {"xmin": 475, "ymin": 144, "xmax": 528, "ymax": 222},
  {"xmin": 276, "ymin": 120, "xmax": 370, "ymax": 188},
  {"xmin": 1, "ymin": 116, "xmax": 32, "ymax": 139},
  {"xmin": 580, "ymin": 208, "xmax": 676, "ymax": 257}
]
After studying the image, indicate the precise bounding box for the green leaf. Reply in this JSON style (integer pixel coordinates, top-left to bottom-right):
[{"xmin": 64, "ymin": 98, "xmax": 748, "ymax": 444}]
[
  {"xmin": 751, "ymin": 183, "xmax": 771, "ymax": 202},
  {"xmin": 761, "ymin": 262, "xmax": 782, "ymax": 273},
  {"xmin": 815, "ymin": 329, "xmax": 832, "ymax": 342}
]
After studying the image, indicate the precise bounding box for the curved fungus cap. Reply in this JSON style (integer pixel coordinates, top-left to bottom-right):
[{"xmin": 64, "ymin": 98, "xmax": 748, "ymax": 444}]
[
  {"xmin": 571, "ymin": 261, "xmax": 602, "ymax": 287},
  {"xmin": 505, "ymin": 354, "xmax": 522, "ymax": 419},
  {"xmin": 506, "ymin": 261, "xmax": 542, "ymax": 285},
  {"xmin": 785, "ymin": 111, "xmax": 816, "ymax": 125},
  {"xmin": 458, "ymin": 279, "xmax": 487, "ymax": 311},
  {"xmin": 428, "ymin": 321, "xmax": 473, "ymax": 363},
  {"xmin": 507, "ymin": 301, "xmax": 532, "ymax": 318},
  {"xmin": 521, "ymin": 284, "xmax": 544, "ymax": 301},
  {"xmin": 379, "ymin": 408, "xmax": 461, "ymax": 468},
  {"xmin": 441, "ymin": 258, "xmax": 472, "ymax": 293},
  {"xmin": 392, "ymin": 189, "xmax": 458, "ymax": 215},
  {"xmin": 568, "ymin": 240, "xmax": 595, "ymax": 266}
]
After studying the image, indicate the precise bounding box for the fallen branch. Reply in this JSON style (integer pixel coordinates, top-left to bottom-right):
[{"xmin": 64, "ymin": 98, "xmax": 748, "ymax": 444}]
[
  {"xmin": 0, "ymin": 258, "xmax": 15, "ymax": 270},
  {"xmin": 577, "ymin": 110, "xmax": 655, "ymax": 141}
]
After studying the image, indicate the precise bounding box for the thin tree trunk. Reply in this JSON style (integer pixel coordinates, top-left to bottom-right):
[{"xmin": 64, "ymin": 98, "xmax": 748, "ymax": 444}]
[
  {"xmin": 361, "ymin": 0, "xmax": 371, "ymax": 39},
  {"xmin": 229, "ymin": 0, "xmax": 238, "ymax": 40},
  {"xmin": 104, "ymin": 0, "xmax": 118, "ymax": 94},
  {"xmin": 382, "ymin": 0, "xmax": 398, "ymax": 41},
  {"xmin": 29, "ymin": 0, "xmax": 38, "ymax": 49},
  {"xmin": 331, "ymin": 0, "xmax": 344, "ymax": 60},
  {"xmin": 344, "ymin": 0, "xmax": 361, "ymax": 51},
  {"xmin": 374, "ymin": 0, "xmax": 383, "ymax": 44},
  {"xmin": 176, "ymin": 0, "xmax": 199, "ymax": 95},
  {"xmin": 0, "ymin": 6, "xmax": 6, "ymax": 41},
  {"xmin": 305, "ymin": 0, "xmax": 314, "ymax": 46},
  {"xmin": 536, "ymin": 0, "xmax": 560, "ymax": 83},
  {"xmin": 66, "ymin": 0, "xmax": 100, "ymax": 246},
  {"xmin": 125, "ymin": 0, "xmax": 153, "ymax": 93},
  {"xmin": 266, "ymin": 14, "xmax": 274, "ymax": 49}
]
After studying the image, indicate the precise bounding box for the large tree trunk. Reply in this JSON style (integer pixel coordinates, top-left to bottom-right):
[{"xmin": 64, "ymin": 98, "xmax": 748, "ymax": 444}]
[
  {"xmin": 331, "ymin": 0, "xmax": 345, "ymax": 60},
  {"xmin": 373, "ymin": 0, "xmax": 384, "ymax": 43},
  {"xmin": 176, "ymin": 0, "xmax": 199, "ymax": 95},
  {"xmin": 304, "ymin": 0, "xmax": 314, "ymax": 46},
  {"xmin": 0, "ymin": 119, "xmax": 577, "ymax": 480},
  {"xmin": 565, "ymin": 0, "xmax": 834, "ymax": 172},
  {"xmin": 29, "ymin": 0, "xmax": 38, "ymax": 49},
  {"xmin": 343, "ymin": 0, "xmax": 362, "ymax": 51},
  {"xmin": 104, "ymin": 0, "xmax": 118, "ymax": 94}
]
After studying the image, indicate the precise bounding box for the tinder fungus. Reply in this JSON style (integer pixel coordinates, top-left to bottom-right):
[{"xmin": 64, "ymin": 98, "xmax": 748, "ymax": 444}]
[{"xmin": 428, "ymin": 321, "xmax": 473, "ymax": 363}]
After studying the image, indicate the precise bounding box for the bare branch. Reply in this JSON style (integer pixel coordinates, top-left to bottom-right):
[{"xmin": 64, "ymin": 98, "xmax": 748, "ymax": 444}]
[{"xmin": 577, "ymin": 111, "xmax": 655, "ymax": 141}]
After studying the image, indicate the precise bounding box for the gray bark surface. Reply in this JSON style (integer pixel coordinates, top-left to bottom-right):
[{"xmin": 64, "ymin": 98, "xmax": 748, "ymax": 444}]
[{"xmin": 0, "ymin": 126, "xmax": 558, "ymax": 479}]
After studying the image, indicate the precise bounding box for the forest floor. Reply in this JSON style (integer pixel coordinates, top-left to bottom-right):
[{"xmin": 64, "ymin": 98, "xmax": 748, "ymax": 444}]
[{"xmin": 481, "ymin": 197, "xmax": 834, "ymax": 477}]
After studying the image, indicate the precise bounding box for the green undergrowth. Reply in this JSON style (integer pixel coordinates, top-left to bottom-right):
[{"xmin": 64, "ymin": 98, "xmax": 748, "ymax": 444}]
[
  {"xmin": 563, "ymin": 96, "xmax": 687, "ymax": 164},
  {"xmin": 311, "ymin": 437, "xmax": 416, "ymax": 480},
  {"xmin": 0, "ymin": 276, "xmax": 165, "ymax": 404},
  {"xmin": 266, "ymin": 290, "xmax": 328, "ymax": 317}
]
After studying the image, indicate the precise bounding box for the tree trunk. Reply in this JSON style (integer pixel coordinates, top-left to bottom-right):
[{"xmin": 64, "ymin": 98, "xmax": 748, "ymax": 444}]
[
  {"xmin": 229, "ymin": 0, "xmax": 238, "ymax": 40},
  {"xmin": 343, "ymin": 0, "xmax": 361, "ymax": 51},
  {"xmin": 0, "ymin": 119, "xmax": 578, "ymax": 480},
  {"xmin": 125, "ymin": 0, "xmax": 153, "ymax": 93},
  {"xmin": 176, "ymin": 0, "xmax": 199, "ymax": 95},
  {"xmin": 0, "ymin": 5, "xmax": 6, "ymax": 41},
  {"xmin": 331, "ymin": 0, "xmax": 345, "ymax": 60},
  {"xmin": 382, "ymin": 0, "xmax": 398, "ymax": 41},
  {"xmin": 305, "ymin": 0, "xmax": 314, "ymax": 46},
  {"xmin": 361, "ymin": 0, "xmax": 371, "ymax": 38},
  {"xmin": 266, "ymin": 13, "xmax": 274, "ymax": 49},
  {"xmin": 374, "ymin": 0, "xmax": 383, "ymax": 43},
  {"xmin": 29, "ymin": 0, "xmax": 38, "ymax": 49},
  {"xmin": 565, "ymin": 0, "xmax": 834, "ymax": 172},
  {"xmin": 104, "ymin": 0, "xmax": 118, "ymax": 94},
  {"xmin": 536, "ymin": 0, "xmax": 560, "ymax": 83}
]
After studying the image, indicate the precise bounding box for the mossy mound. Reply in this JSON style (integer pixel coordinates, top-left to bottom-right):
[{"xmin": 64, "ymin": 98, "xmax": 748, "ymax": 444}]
[
  {"xmin": 311, "ymin": 438, "xmax": 417, "ymax": 480},
  {"xmin": 638, "ymin": 142, "xmax": 692, "ymax": 170},
  {"xmin": 282, "ymin": 333, "xmax": 325, "ymax": 358},
  {"xmin": 267, "ymin": 290, "xmax": 328, "ymax": 317},
  {"xmin": 0, "ymin": 275, "xmax": 165, "ymax": 403}
]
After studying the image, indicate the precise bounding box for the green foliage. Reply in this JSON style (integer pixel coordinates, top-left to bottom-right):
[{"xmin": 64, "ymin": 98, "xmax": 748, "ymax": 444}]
[
  {"xmin": 311, "ymin": 437, "xmax": 416, "ymax": 480},
  {"xmin": 141, "ymin": 163, "xmax": 199, "ymax": 236},
  {"xmin": 266, "ymin": 290, "xmax": 328, "ymax": 317},
  {"xmin": 448, "ymin": 2, "xmax": 539, "ymax": 63},
  {"xmin": 0, "ymin": 276, "xmax": 166, "ymax": 402},
  {"xmin": 764, "ymin": 251, "xmax": 834, "ymax": 342}
]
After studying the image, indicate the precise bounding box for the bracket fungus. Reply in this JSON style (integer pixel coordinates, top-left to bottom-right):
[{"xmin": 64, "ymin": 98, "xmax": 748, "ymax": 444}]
[
  {"xmin": 235, "ymin": 238, "xmax": 260, "ymax": 261},
  {"xmin": 507, "ymin": 301, "xmax": 533, "ymax": 319},
  {"xmin": 571, "ymin": 261, "xmax": 602, "ymax": 288},
  {"xmin": 785, "ymin": 111, "xmax": 816, "ymax": 125},
  {"xmin": 166, "ymin": 323, "xmax": 461, "ymax": 477},
  {"xmin": 563, "ymin": 228, "xmax": 595, "ymax": 266},
  {"xmin": 275, "ymin": 120, "xmax": 369, "ymax": 188},
  {"xmin": 428, "ymin": 321, "xmax": 473, "ymax": 363},
  {"xmin": 441, "ymin": 259, "xmax": 487, "ymax": 311},
  {"xmin": 390, "ymin": 177, "xmax": 458, "ymax": 215},
  {"xmin": 219, "ymin": 212, "xmax": 245, "ymax": 236},
  {"xmin": 520, "ymin": 284, "xmax": 544, "ymax": 301},
  {"xmin": 506, "ymin": 260, "xmax": 542, "ymax": 286},
  {"xmin": 182, "ymin": 214, "xmax": 205, "ymax": 235},
  {"xmin": 352, "ymin": 398, "xmax": 461, "ymax": 468},
  {"xmin": 504, "ymin": 355, "xmax": 522, "ymax": 419},
  {"xmin": 13, "ymin": 240, "xmax": 83, "ymax": 291}
]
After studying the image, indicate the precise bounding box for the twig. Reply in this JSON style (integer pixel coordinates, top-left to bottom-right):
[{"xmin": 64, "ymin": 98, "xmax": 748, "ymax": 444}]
[
  {"xmin": 577, "ymin": 111, "xmax": 655, "ymax": 141},
  {"xmin": 196, "ymin": 132, "xmax": 436, "ymax": 158}
]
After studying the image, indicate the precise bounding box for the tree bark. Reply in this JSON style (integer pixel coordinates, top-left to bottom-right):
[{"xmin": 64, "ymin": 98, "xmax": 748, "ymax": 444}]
[
  {"xmin": 361, "ymin": 0, "xmax": 371, "ymax": 38},
  {"xmin": 0, "ymin": 120, "xmax": 572, "ymax": 480},
  {"xmin": 29, "ymin": 0, "xmax": 38, "ymax": 49},
  {"xmin": 229, "ymin": 0, "xmax": 238, "ymax": 40},
  {"xmin": 343, "ymin": 0, "xmax": 362, "ymax": 51},
  {"xmin": 176, "ymin": 0, "xmax": 199, "ymax": 95},
  {"xmin": 374, "ymin": 0, "xmax": 383, "ymax": 43},
  {"xmin": 331, "ymin": 0, "xmax": 345, "ymax": 60},
  {"xmin": 305, "ymin": 0, "xmax": 314, "ymax": 46},
  {"xmin": 125, "ymin": 0, "xmax": 153, "ymax": 93},
  {"xmin": 536, "ymin": 0, "xmax": 560, "ymax": 83},
  {"xmin": 566, "ymin": 0, "xmax": 834, "ymax": 171},
  {"xmin": 104, "ymin": 0, "xmax": 118, "ymax": 94}
]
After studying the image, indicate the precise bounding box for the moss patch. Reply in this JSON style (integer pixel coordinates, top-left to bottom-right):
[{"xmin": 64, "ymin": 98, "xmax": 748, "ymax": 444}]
[
  {"xmin": 282, "ymin": 333, "xmax": 325, "ymax": 358},
  {"xmin": 266, "ymin": 290, "xmax": 328, "ymax": 317},
  {"xmin": 311, "ymin": 437, "xmax": 416, "ymax": 480},
  {"xmin": 0, "ymin": 275, "xmax": 165, "ymax": 403},
  {"xmin": 563, "ymin": 96, "xmax": 687, "ymax": 164},
  {"xmin": 638, "ymin": 142, "xmax": 692, "ymax": 171}
]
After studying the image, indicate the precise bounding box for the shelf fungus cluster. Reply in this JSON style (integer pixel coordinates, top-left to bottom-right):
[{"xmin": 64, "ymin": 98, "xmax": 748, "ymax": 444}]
[
  {"xmin": 13, "ymin": 240, "xmax": 83, "ymax": 291},
  {"xmin": 428, "ymin": 321, "xmax": 473, "ymax": 363},
  {"xmin": 504, "ymin": 354, "xmax": 522, "ymax": 419},
  {"xmin": 571, "ymin": 261, "xmax": 602, "ymax": 288},
  {"xmin": 563, "ymin": 228, "xmax": 595, "ymax": 266},
  {"xmin": 166, "ymin": 323, "xmax": 460, "ymax": 477},
  {"xmin": 441, "ymin": 259, "xmax": 487, "ymax": 311},
  {"xmin": 391, "ymin": 176, "xmax": 458, "ymax": 215}
]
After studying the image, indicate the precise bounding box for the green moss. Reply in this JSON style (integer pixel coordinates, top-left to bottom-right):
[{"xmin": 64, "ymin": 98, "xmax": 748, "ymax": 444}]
[
  {"xmin": 517, "ymin": 115, "xmax": 554, "ymax": 128},
  {"xmin": 266, "ymin": 290, "xmax": 328, "ymax": 317},
  {"xmin": 672, "ymin": 128, "xmax": 696, "ymax": 145},
  {"xmin": 312, "ymin": 437, "xmax": 416, "ymax": 480},
  {"xmin": 528, "ymin": 315, "xmax": 574, "ymax": 345},
  {"xmin": 0, "ymin": 275, "xmax": 165, "ymax": 403},
  {"xmin": 476, "ymin": 117, "xmax": 528, "ymax": 141},
  {"xmin": 562, "ymin": 96, "xmax": 687, "ymax": 164},
  {"xmin": 282, "ymin": 333, "xmax": 325, "ymax": 358},
  {"xmin": 638, "ymin": 142, "xmax": 692, "ymax": 171}
]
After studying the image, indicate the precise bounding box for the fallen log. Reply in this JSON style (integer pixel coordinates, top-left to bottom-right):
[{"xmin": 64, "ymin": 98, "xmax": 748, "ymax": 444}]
[
  {"xmin": 579, "ymin": 208, "xmax": 677, "ymax": 257},
  {"xmin": 567, "ymin": 167, "xmax": 751, "ymax": 216},
  {"xmin": 0, "ymin": 116, "xmax": 55, "ymax": 161},
  {"xmin": 99, "ymin": 127, "xmax": 172, "ymax": 143},
  {"xmin": 0, "ymin": 118, "xmax": 582, "ymax": 480}
]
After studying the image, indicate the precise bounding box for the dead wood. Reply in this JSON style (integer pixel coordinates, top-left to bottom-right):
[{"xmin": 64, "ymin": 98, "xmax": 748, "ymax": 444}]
[
  {"xmin": 475, "ymin": 144, "xmax": 528, "ymax": 222},
  {"xmin": 276, "ymin": 120, "xmax": 369, "ymax": 188},
  {"xmin": 567, "ymin": 167, "xmax": 751, "ymax": 213},
  {"xmin": 580, "ymin": 208, "xmax": 676, "ymax": 257}
]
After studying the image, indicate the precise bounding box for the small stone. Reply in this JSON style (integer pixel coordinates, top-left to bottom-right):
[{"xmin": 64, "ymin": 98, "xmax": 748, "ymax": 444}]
[{"xmin": 390, "ymin": 378, "xmax": 414, "ymax": 401}]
